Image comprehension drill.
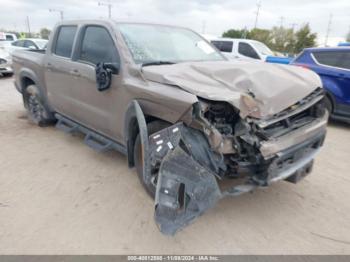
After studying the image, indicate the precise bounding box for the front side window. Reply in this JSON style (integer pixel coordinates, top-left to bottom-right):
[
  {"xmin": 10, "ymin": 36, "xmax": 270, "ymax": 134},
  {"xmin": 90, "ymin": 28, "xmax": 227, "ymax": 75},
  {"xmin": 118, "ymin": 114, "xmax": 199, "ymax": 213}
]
[
  {"xmin": 79, "ymin": 26, "xmax": 119, "ymax": 64},
  {"xmin": 54, "ymin": 26, "xmax": 77, "ymax": 58},
  {"xmin": 252, "ymin": 41, "xmax": 274, "ymax": 56},
  {"xmin": 313, "ymin": 51, "xmax": 350, "ymax": 70},
  {"xmin": 211, "ymin": 40, "xmax": 233, "ymax": 53},
  {"xmin": 118, "ymin": 24, "xmax": 224, "ymax": 64},
  {"xmin": 238, "ymin": 42, "xmax": 260, "ymax": 59}
]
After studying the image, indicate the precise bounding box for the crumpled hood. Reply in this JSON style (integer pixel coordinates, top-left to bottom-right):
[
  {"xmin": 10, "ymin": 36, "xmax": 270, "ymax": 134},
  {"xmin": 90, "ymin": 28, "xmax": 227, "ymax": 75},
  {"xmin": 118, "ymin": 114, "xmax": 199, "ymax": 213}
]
[{"xmin": 142, "ymin": 60, "xmax": 322, "ymax": 119}]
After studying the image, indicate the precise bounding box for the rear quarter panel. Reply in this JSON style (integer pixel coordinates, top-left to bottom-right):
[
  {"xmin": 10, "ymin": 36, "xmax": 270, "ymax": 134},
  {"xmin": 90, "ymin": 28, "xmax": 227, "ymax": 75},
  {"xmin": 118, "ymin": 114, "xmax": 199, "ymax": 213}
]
[{"xmin": 12, "ymin": 50, "xmax": 47, "ymax": 94}]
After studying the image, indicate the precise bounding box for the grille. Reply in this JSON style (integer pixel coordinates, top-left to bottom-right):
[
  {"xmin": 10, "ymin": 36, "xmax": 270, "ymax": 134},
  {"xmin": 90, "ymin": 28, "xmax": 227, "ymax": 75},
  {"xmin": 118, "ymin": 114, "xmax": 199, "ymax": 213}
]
[{"xmin": 256, "ymin": 88, "xmax": 326, "ymax": 140}]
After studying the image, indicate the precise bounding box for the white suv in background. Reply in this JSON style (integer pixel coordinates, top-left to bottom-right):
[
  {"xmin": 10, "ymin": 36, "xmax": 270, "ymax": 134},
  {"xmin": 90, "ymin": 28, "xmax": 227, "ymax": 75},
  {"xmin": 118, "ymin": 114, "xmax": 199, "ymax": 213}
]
[
  {"xmin": 0, "ymin": 48, "xmax": 13, "ymax": 77},
  {"xmin": 205, "ymin": 36, "xmax": 292, "ymax": 64},
  {"xmin": 206, "ymin": 36, "xmax": 274, "ymax": 61}
]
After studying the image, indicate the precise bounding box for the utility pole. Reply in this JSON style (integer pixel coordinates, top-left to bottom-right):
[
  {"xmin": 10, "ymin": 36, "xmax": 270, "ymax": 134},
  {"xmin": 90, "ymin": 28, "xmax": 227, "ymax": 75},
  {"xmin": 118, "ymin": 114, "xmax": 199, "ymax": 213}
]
[
  {"xmin": 290, "ymin": 23, "xmax": 298, "ymax": 31},
  {"xmin": 26, "ymin": 16, "xmax": 31, "ymax": 36},
  {"xmin": 49, "ymin": 9, "xmax": 64, "ymax": 21},
  {"xmin": 324, "ymin": 13, "xmax": 333, "ymax": 46},
  {"xmin": 279, "ymin": 16, "xmax": 285, "ymax": 28},
  {"xmin": 254, "ymin": 1, "xmax": 262, "ymax": 29},
  {"xmin": 242, "ymin": 26, "xmax": 248, "ymax": 39},
  {"xmin": 98, "ymin": 1, "xmax": 112, "ymax": 19}
]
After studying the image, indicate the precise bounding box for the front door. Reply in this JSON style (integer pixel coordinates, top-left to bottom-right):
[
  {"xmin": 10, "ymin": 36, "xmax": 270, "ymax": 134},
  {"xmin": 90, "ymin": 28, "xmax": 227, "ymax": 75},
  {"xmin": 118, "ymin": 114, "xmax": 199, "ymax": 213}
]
[{"xmin": 65, "ymin": 25, "xmax": 122, "ymax": 140}]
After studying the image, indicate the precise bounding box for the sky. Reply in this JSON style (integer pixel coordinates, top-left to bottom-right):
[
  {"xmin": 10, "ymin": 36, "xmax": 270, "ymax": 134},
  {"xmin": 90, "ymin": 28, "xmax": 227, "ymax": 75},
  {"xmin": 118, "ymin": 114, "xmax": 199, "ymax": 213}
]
[{"xmin": 0, "ymin": 0, "xmax": 349, "ymax": 46}]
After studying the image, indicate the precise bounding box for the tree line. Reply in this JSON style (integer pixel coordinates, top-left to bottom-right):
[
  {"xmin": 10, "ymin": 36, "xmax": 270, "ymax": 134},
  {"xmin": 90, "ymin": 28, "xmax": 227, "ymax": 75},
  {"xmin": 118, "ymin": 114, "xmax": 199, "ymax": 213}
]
[{"xmin": 222, "ymin": 24, "xmax": 317, "ymax": 55}]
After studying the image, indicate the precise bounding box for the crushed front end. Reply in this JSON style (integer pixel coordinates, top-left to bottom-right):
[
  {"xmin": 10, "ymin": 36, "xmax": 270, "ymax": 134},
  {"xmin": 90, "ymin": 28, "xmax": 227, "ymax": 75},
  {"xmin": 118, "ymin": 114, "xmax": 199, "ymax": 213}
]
[{"xmin": 150, "ymin": 88, "xmax": 328, "ymax": 235}]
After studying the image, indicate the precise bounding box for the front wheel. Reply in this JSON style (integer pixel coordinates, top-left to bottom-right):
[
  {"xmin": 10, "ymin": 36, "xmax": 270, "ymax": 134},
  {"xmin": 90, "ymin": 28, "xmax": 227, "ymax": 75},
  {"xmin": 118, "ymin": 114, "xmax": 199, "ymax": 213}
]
[
  {"xmin": 134, "ymin": 120, "xmax": 169, "ymax": 199},
  {"xmin": 23, "ymin": 85, "xmax": 55, "ymax": 126}
]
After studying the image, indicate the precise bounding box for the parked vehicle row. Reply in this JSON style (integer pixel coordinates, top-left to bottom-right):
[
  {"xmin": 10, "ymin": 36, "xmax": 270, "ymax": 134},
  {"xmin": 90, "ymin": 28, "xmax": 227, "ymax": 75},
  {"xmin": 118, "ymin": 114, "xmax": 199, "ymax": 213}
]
[{"xmin": 0, "ymin": 32, "xmax": 48, "ymax": 77}]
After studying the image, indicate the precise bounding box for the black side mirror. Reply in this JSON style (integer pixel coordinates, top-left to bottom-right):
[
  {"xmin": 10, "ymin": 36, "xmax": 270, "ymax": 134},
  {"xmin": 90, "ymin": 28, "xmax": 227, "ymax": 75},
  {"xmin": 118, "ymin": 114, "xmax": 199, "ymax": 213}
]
[
  {"xmin": 104, "ymin": 62, "xmax": 120, "ymax": 75},
  {"xmin": 95, "ymin": 62, "xmax": 120, "ymax": 92}
]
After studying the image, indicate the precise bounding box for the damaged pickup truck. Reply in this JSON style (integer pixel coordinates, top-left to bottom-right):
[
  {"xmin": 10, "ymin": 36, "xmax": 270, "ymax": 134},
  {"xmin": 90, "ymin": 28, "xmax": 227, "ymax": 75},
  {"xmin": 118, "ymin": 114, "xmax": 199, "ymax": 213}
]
[{"xmin": 12, "ymin": 20, "xmax": 328, "ymax": 235}]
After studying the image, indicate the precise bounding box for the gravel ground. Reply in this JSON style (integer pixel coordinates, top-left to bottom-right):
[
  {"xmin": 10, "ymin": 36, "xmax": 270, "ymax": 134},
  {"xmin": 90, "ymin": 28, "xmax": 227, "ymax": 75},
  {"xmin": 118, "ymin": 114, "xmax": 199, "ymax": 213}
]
[{"xmin": 0, "ymin": 76, "xmax": 350, "ymax": 255}]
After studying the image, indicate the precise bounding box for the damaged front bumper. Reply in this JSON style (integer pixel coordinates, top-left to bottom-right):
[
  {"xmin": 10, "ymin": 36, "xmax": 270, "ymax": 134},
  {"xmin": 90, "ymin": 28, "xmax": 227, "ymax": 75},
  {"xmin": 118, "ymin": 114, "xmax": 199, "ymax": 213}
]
[{"xmin": 150, "ymin": 116, "xmax": 327, "ymax": 235}]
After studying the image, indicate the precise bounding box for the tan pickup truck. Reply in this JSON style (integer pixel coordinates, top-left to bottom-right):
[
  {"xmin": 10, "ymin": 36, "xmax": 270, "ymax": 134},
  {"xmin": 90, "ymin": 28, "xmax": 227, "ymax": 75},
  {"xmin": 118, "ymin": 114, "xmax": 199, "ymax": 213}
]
[{"xmin": 12, "ymin": 20, "xmax": 328, "ymax": 235}]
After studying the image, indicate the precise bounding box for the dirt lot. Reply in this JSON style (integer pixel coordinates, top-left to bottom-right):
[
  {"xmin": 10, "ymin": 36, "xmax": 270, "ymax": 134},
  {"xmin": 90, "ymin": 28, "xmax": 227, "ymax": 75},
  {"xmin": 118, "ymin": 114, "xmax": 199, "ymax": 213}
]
[{"xmin": 0, "ymin": 76, "xmax": 350, "ymax": 255}]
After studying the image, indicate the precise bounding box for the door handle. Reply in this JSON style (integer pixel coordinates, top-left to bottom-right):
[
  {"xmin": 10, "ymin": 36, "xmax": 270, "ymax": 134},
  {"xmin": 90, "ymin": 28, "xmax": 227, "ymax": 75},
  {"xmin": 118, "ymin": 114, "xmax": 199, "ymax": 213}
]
[
  {"xmin": 69, "ymin": 69, "xmax": 81, "ymax": 77},
  {"xmin": 46, "ymin": 62, "xmax": 53, "ymax": 71}
]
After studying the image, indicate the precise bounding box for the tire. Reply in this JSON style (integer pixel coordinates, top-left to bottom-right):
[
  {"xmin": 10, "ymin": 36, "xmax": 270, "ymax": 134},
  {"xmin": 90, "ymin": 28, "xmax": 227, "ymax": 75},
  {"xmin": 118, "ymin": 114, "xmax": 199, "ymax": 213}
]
[
  {"xmin": 23, "ymin": 84, "xmax": 55, "ymax": 126},
  {"xmin": 324, "ymin": 96, "xmax": 333, "ymax": 116},
  {"xmin": 134, "ymin": 120, "xmax": 169, "ymax": 199}
]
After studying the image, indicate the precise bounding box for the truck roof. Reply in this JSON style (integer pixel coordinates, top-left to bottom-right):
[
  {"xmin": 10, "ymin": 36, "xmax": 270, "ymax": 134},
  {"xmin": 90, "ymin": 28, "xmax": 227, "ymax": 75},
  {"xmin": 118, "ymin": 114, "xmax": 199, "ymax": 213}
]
[
  {"xmin": 55, "ymin": 19, "xmax": 189, "ymax": 30},
  {"xmin": 303, "ymin": 47, "xmax": 350, "ymax": 52}
]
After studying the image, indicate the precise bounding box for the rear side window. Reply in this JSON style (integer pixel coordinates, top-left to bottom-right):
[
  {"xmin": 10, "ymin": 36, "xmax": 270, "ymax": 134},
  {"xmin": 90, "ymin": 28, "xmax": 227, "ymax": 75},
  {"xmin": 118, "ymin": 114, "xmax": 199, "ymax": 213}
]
[
  {"xmin": 211, "ymin": 40, "xmax": 233, "ymax": 53},
  {"xmin": 313, "ymin": 51, "xmax": 350, "ymax": 70},
  {"xmin": 238, "ymin": 42, "xmax": 260, "ymax": 59},
  {"xmin": 11, "ymin": 40, "xmax": 24, "ymax": 47},
  {"xmin": 79, "ymin": 26, "xmax": 119, "ymax": 64},
  {"xmin": 23, "ymin": 40, "xmax": 36, "ymax": 49},
  {"xmin": 54, "ymin": 26, "xmax": 77, "ymax": 58}
]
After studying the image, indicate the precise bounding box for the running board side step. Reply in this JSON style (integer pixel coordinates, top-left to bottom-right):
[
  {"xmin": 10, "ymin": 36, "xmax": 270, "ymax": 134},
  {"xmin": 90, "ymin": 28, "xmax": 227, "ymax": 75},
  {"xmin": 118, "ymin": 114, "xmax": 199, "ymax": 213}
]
[
  {"xmin": 84, "ymin": 133, "xmax": 113, "ymax": 152},
  {"xmin": 54, "ymin": 113, "xmax": 127, "ymax": 155},
  {"xmin": 56, "ymin": 115, "xmax": 79, "ymax": 134}
]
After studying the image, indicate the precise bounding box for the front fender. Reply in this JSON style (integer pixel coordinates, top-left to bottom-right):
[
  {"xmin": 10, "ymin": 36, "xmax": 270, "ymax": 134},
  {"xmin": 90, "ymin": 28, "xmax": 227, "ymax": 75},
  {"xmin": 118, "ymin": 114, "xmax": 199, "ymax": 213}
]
[
  {"xmin": 322, "ymin": 76, "xmax": 343, "ymax": 103},
  {"xmin": 124, "ymin": 100, "xmax": 149, "ymax": 171}
]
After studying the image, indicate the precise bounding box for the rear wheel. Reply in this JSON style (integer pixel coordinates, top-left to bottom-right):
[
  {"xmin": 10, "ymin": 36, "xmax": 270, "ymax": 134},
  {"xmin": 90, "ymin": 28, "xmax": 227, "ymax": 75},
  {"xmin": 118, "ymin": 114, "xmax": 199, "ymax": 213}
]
[
  {"xmin": 23, "ymin": 85, "xmax": 55, "ymax": 126},
  {"xmin": 134, "ymin": 120, "xmax": 169, "ymax": 198}
]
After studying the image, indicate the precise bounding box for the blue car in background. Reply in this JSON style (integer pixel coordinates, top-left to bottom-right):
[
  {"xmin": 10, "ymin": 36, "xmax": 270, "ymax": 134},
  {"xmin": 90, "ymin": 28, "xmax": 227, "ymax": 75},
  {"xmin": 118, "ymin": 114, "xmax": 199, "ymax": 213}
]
[{"xmin": 291, "ymin": 47, "xmax": 350, "ymax": 123}]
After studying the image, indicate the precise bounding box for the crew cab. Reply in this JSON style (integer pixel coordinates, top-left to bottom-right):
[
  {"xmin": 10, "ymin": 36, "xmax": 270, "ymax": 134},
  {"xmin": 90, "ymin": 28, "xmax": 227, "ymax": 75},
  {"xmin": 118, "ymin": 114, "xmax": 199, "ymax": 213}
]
[
  {"xmin": 291, "ymin": 47, "xmax": 350, "ymax": 122},
  {"xmin": 13, "ymin": 20, "xmax": 328, "ymax": 235}
]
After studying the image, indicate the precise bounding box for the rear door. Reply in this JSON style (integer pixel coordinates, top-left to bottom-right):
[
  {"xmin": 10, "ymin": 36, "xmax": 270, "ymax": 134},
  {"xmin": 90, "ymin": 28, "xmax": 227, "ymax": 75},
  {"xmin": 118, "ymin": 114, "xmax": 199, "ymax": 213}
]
[
  {"xmin": 45, "ymin": 25, "xmax": 79, "ymax": 117},
  {"xmin": 312, "ymin": 50, "xmax": 350, "ymax": 103}
]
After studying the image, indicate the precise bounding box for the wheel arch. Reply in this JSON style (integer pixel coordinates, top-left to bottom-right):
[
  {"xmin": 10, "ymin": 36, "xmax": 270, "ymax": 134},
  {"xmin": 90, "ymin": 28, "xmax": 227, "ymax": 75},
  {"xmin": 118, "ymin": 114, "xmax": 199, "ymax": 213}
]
[
  {"xmin": 19, "ymin": 69, "xmax": 40, "ymax": 93},
  {"xmin": 124, "ymin": 100, "xmax": 175, "ymax": 168},
  {"xmin": 124, "ymin": 100, "xmax": 149, "ymax": 168}
]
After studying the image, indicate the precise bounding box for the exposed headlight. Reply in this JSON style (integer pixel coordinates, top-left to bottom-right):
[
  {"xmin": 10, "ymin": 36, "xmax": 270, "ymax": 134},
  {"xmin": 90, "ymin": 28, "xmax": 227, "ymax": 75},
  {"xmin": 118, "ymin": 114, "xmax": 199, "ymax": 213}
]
[{"xmin": 0, "ymin": 58, "xmax": 7, "ymax": 64}]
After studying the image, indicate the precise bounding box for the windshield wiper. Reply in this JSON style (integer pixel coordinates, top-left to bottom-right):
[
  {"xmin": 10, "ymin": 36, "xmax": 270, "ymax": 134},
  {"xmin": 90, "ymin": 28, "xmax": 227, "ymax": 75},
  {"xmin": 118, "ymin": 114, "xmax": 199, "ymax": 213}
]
[{"xmin": 141, "ymin": 61, "xmax": 176, "ymax": 67}]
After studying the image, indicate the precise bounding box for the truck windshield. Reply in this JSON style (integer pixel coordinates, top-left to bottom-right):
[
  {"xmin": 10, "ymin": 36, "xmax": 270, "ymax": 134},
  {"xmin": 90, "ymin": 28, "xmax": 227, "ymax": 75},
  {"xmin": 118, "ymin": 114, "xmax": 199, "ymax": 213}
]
[
  {"xmin": 252, "ymin": 41, "xmax": 274, "ymax": 56},
  {"xmin": 117, "ymin": 24, "xmax": 224, "ymax": 64}
]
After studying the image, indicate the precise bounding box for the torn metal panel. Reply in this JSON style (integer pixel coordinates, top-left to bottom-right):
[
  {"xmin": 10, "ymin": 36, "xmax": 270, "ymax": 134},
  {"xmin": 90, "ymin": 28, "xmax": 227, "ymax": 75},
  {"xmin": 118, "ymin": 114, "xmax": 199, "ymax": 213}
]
[
  {"xmin": 154, "ymin": 146, "xmax": 221, "ymax": 235},
  {"xmin": 149, "ymin": 123, "xmax": 226, "ymax": 176},
  {"xmin": 142, "ymin": 60, "xmax": 322, "ymax": 119}
]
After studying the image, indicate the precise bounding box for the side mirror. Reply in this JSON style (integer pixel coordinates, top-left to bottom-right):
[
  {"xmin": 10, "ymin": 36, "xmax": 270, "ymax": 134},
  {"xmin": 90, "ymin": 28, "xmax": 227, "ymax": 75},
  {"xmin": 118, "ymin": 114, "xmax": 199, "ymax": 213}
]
[
  {"xmin": 95, "ymin": 62, "xmax": 120, "ymax": 92},
  {"xmin": 104, "ymin": 62, "xmax": 120, "ymax": 75}
]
